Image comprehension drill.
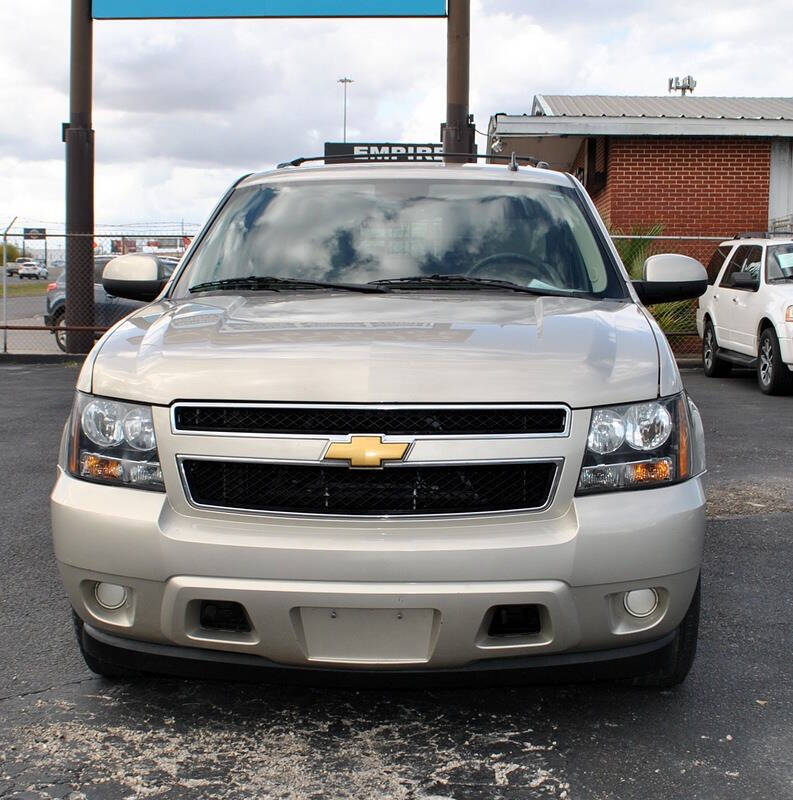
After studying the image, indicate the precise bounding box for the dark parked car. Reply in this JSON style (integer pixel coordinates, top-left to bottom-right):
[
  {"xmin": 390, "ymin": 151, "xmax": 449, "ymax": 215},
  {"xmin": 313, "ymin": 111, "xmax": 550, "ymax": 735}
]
[{"xmin": 45, "ymin": 255, "xmax": 178, "ymax": 351}]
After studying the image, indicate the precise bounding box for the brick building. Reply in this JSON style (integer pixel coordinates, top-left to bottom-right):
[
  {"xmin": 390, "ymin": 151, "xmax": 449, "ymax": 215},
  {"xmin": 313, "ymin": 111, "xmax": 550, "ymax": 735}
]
[{"xmin": 487, "ymin": 95, "xmax": 793, "ymax": 264}]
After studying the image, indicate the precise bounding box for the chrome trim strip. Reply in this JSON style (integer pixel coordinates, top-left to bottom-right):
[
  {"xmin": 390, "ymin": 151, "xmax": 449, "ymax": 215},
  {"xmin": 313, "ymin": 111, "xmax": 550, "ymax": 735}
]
[
  {"xmin": 170, "ymin": 402, "xmax": 572, "ymax": 440},
  {"xmin": 176, "ymin": 454, "xmax": 563, "ymax": 520}
]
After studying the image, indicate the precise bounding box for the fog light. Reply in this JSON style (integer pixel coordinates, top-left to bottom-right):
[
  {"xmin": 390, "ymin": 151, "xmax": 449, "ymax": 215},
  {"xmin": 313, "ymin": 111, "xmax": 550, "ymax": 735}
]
[
  {"xmin": 95, "ymin": 582, "xmax": 127, "ymax": 610},
  {"xmin": 623, "ymin": 588, "xmax": 658, "ymax": 618}
]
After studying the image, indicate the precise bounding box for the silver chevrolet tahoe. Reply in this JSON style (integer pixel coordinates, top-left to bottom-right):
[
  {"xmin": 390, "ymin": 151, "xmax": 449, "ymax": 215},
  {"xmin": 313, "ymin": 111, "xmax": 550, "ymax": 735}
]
[{"xmin": 52, "ymin": 161, "xmax": 708, "ymax": 686}]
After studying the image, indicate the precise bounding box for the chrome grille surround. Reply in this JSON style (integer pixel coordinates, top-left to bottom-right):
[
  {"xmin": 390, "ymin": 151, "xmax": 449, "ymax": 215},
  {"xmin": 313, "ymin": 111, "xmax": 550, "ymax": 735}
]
[
  {"xmin": 171, "ymin": 402, "xmax": 571, "ymax": 439},
  {"xmin": 171, "ymin": 403, "xmax": 570, "ymax": 519},
  {"xmin": 178, "ymin": 456, "xmax": 563, "ymax": 518}
]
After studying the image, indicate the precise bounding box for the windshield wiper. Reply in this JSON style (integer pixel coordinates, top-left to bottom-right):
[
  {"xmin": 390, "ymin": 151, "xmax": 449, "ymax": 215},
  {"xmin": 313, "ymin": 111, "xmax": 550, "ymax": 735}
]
[
  {"xmin": 369, "ymin": 274, "xmax": 583, "ymax": 297},
  {"xmin": 189, "ymin": 276, "xmax": 390, "ymax": 294}
]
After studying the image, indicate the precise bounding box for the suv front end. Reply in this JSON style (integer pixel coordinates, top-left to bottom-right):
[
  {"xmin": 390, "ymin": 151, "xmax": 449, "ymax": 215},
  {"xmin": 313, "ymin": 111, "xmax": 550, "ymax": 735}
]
[{"xmin": 52, "ymin": 162, "xmax": 707, "ymax": 686}]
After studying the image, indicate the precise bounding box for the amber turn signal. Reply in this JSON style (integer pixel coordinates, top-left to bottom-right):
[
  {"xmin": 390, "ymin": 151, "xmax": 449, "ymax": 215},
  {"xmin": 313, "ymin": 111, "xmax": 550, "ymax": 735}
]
[{"xmin": 80, "ymin": 453, "xmax": 124, "ymax": 481}]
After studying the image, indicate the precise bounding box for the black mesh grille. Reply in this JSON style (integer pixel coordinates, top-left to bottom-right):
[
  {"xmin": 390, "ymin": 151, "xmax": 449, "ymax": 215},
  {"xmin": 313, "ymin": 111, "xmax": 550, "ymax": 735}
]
[
  {"xmin": 174, "ymin": 405, "xmax": 567, "ymax": 436},
  {"xmin": 182, "ymin": 460, "xmax": 558, "ymax": 516}
]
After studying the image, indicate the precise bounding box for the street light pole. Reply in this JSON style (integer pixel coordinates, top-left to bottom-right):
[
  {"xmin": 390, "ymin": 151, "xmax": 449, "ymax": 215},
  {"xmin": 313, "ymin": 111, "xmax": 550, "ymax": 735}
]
[
  {"xmin": 338, "ymin": 77, "xmax": 353, "ymax": 143},
  {"xmin": 2, "ymin": 216, "xmax": 18, "ymax": 354}
]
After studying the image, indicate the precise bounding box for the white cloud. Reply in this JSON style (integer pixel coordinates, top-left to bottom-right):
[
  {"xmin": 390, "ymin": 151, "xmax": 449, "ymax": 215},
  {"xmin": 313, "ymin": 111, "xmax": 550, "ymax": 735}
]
[{"xmin": 1, "ymin": 0, "xmax": 792, "ymax": 230}]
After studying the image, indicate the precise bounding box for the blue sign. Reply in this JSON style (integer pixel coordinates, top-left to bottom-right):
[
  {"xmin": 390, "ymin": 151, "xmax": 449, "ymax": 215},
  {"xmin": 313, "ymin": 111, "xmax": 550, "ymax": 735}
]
[{"xmin": 92, "ymin": 0, "xmax": 446, "ymax": 18}]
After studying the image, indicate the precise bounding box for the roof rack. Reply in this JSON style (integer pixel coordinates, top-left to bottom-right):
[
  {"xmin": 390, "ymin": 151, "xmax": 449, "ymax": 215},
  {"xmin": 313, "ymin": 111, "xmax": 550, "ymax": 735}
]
[
  {"xmin": 276, "ymin": 152, "xmax": 550, "ymax": 169},
  {"xmin": 734, "ymin": 231, "xmax": 793, "ymax": 239}
]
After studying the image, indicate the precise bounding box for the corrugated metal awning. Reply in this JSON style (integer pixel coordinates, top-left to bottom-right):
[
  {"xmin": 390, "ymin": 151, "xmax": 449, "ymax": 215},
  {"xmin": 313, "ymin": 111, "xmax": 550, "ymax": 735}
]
[{"xmin": 533, "ymin": 95, "xmax": 793, "ymax": 121}]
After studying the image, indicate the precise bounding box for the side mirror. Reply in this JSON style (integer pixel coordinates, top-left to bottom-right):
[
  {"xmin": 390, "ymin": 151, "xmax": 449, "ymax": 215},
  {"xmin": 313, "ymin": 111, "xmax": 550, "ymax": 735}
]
[
  {"xmin": 729, "ymin": 272, "xmax": 759, "ymax": 290},
  {"xmin": 102, "ymin": 254, "xmax": 168, "ymax": 302},
  {"xmin": 632, "ymin": 254, "xmax": 708, "ymax": 305}
]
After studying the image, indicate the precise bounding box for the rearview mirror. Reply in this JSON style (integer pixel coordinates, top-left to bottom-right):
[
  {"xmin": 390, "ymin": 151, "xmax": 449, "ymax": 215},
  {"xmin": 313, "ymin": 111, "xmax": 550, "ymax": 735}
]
[
  {"xmin": 632, "ymin": 254, "xmax": 708, "ymax": 305},
  {"xmin": 102, "ymin": 254, "xmax": 169, "ymax": 302}
]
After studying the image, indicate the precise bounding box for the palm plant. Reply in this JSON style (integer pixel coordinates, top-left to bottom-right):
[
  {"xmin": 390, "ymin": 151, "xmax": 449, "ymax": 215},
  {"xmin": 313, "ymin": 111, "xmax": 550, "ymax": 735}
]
[
  {"xmin": 611, "ymin": 223, "xmax": 664, "ymax": 279},
  {"xmin": 610, "ymin": 223, "xmax": 697, "ymax": 339}
]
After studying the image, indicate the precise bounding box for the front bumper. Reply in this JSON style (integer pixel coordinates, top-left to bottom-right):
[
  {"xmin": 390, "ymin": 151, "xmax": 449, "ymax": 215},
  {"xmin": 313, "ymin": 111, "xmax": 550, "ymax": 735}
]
[
  {"xmin": 53, "ymin": 469, "xmax": 705, "ymax": 674},
  {"xmin": 778, "ymin": 335, "xmax": 793, "ymax": 365},
  {"xmin": 80, "ymin": 620, "xmax": 681, "ymax": 686}
]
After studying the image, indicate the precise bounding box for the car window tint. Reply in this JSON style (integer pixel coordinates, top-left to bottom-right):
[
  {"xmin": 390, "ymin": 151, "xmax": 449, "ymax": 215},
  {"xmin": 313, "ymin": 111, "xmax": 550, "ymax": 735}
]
[
  {"xmin": 719, "ymin": 245, "xmax": 762, "ymax": 288},
  {"xmin": 160, "ymin": 259, "xmax": 178, "ymax": 278},
  {"xmin": 766, "ymin": 244, "xmax": 793, "ymax": 280},
  {"xmin": 93, "ymin": 259, "xmax": 111, "ymax": 283},
  {"xmin": 706, "ymin": 245, "xmax": 732, "ymax": 285}
]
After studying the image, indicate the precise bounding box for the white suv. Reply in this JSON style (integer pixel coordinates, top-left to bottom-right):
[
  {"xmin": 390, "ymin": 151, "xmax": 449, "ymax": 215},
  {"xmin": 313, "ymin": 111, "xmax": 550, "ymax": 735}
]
[
  {"xmin": 697, "ymin": 235, "xmax": 793, "ymax": 394},
  {"xmin": 18, "ymin": 262, "xmax": 48, "ymax": 279}
]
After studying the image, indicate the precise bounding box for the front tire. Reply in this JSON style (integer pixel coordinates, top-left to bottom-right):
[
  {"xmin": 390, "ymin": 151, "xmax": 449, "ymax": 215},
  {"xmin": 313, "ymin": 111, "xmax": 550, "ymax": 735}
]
[
  {"xmin": 758, "ymin": 328, "xmax": 793, "ymax": 395},
  {"xmin": 51, "ymin": 309, "xmax": 67, "ymax": 352},
  {"xmin": 630, "ymin": 578, "xmax": 700, "ymax": 688},
  {"xmin": 702, "ymin": 320, "xmax": 732, "ymax": 377}
]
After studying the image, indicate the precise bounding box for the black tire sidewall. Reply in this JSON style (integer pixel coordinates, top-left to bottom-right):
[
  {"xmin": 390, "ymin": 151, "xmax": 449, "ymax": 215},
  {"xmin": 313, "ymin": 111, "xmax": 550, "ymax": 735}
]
[
  {"xmin": 52, "ymin": 309, "xmax": 67, "ymax": 352},
  {"xmin": 758, "ymin": 329, "xmax": 791, "ymax": 394},
  {"xmin": 702, "ymin": 321, "xmax": 726, "ymax": 377}
]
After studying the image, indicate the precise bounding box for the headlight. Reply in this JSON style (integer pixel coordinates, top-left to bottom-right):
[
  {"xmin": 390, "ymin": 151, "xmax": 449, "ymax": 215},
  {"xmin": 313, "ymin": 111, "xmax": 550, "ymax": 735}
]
[
  {"xmin": 68, "ymin": 393, "xmax": 164, "ymax": 491},
  {"xmin": 577, "ymin": 393, "xmax": 705, "ymax": 495}
]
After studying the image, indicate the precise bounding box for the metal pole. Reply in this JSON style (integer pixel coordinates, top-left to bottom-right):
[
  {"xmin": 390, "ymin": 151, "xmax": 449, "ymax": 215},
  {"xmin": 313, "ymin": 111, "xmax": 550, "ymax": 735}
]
[
  {"xmin": 65, "ymin": 0, "xmax": 95, "ymax": 354},
  {"xmin": 443, "ymin": 0, "xmax": 471, "ymax": 163},
  {"xmin": 338, "ymin": 77, "xmax": 353, "ymax": 144},
  {"xmin": 2, "ymin": 217, "xmax": 17, "ymax": 354}
]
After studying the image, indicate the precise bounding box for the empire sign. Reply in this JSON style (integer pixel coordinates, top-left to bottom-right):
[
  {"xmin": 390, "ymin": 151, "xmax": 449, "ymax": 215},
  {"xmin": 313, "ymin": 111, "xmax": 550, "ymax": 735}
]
[{"xmin": 325, "ymin": 142, "xmax": 444, "ymax": 162}]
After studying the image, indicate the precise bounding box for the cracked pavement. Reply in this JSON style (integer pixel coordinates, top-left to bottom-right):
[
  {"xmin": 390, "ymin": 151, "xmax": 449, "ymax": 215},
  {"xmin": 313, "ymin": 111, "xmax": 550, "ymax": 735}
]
[{"xmin": 0, "ymin": 364, "xmax": 791, "ymax": 799}]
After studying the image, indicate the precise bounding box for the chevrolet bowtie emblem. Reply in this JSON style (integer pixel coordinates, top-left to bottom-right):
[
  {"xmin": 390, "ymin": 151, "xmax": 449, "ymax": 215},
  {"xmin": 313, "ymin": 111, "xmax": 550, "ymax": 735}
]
[{"xmin": 324, "ymin": 436, "xmax": 410, "ymax": 468}]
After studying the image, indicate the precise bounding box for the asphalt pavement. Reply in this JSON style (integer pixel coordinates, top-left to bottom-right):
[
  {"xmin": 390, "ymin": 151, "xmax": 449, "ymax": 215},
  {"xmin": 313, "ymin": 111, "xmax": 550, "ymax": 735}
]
[
  {"xmin": 0, "ymin": 363, "xmax": 790, "ymax": 800},
  {"xmin": 2, "ymin": 279, "xmax": 61, "ymax": 354}
]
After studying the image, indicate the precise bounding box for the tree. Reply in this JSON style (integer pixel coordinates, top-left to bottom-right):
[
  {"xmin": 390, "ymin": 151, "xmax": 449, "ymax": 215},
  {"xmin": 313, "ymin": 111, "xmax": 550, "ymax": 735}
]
[{"xmin": 2, "ymin": 243, "xmax": 21, "ymax": 263}]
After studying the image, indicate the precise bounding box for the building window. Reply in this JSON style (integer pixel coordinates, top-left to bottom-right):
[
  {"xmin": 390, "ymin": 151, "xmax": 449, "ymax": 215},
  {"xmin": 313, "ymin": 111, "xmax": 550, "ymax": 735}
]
[{"xmin": 586, "ymin": 138, "xmax": 609, "ymax": 194}]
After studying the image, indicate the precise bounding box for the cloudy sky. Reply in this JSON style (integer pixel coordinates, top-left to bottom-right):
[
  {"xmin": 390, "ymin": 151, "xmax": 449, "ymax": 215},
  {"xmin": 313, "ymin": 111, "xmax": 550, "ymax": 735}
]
[{"xmin": 2, "ymin": 0, "xmax": 792, "ymax": 233}]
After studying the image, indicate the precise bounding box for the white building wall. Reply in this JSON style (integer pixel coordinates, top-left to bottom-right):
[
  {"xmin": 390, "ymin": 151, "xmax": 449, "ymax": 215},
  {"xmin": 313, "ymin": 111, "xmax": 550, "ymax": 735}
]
[{"xmin": 769, "ymin": 140, "xmax": 793, "ymax": 228}]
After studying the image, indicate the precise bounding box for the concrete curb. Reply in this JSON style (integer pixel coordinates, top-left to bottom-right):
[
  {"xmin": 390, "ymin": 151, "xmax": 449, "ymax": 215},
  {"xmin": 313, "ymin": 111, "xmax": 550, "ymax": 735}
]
[{"xmin": 0, "ymin": 353, "xmax": 86, "ymax": 364}]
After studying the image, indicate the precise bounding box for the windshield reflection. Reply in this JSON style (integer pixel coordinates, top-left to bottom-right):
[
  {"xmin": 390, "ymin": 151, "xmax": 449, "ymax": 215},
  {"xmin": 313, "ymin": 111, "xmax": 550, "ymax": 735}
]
[{"xmin": 178, "ymin": 180, "xmax": 623, "ymax": 299}]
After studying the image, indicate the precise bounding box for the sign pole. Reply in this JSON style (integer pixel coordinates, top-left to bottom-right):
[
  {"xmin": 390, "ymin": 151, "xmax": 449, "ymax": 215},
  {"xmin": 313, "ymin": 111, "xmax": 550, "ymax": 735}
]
[
  {"xmin": 65, "ymin": 0, "xmax": 95, "ymax": 354},
  {"xmin": 443, "ymin": 0, "xmax": 471, "ymax": 163},
  {"xmin": 2, "ymin": 217, "xmax": 17, "ymax": 354}
]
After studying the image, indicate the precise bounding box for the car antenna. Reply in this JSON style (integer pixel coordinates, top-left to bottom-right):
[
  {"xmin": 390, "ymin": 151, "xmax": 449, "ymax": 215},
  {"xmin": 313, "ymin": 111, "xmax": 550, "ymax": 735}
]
[{"xmin": 508, "ymin": 152, "xmax": 519, "ymax": 172}]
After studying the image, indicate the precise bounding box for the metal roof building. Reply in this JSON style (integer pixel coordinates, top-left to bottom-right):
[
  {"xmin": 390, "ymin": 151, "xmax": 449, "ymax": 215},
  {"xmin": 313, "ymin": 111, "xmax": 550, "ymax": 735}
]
[
  {"xmin": 530, "ymin": 95, "xmax": 793, "ymax": 122},
  {"xmin": 487, "ymin": 94, "xmax": 793, "ymax": 234}
]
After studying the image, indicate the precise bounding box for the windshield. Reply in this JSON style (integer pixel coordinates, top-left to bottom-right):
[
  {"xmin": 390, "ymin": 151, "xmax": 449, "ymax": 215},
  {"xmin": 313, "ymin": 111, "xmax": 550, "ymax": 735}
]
[
  {"xmin": 175, "ymin": 179, "xmax": 625, "ymax": 299},
  {"xmin": 767, "ymin": 244, "xmax": 793, "ymax": 280}
]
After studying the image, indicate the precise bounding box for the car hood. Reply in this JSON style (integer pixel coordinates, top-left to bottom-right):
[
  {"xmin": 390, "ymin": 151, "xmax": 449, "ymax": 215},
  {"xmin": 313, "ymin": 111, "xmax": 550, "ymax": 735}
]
[{"xmin": 89, "ymin": 292, "xmax": 660, "ymax": 407}]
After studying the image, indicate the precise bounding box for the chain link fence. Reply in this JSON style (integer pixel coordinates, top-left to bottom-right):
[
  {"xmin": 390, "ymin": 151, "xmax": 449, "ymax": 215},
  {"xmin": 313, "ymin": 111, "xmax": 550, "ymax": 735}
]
[
  {"xmin": 1, "ymin": 231, "xmax": 722, "ymax": 359},
  {"xmin": 1, "ymin": 232, "xmax": 189, "ymax": 355},
  {"xmin": 611, "ymin": 233, "xmax": 727, "ymax": 359}
]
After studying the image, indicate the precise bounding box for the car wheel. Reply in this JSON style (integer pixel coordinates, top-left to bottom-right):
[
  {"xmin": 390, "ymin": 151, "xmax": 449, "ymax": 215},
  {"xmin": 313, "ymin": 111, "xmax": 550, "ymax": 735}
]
[
  {"xmin": 52, "ymin": 310, "xmax": 67, "ymax": 352},
  {"xmin": 72, "ymin": 612, "xmax": 141, "ymax": 679},
  {"xmin": 702, "ymin": 320, "xmax": 731, "ymax": 377},
  {"xmin": 630, "ymin": 577, "xmax": 700, "ymax": 688},
  {"xmin": 758, "ymin": 328, "xmax": 793, "ymax": 395}
]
